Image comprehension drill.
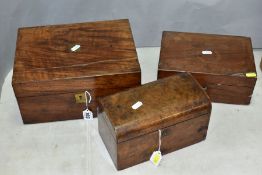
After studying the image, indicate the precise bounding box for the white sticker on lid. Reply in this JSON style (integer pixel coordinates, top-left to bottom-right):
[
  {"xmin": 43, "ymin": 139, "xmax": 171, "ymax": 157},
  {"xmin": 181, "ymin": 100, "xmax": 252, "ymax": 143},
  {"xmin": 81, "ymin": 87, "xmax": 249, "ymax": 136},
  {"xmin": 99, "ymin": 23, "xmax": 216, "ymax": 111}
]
[
  {"xmin": 132, "ymin": 101, "xmax": 143, "ymax": 110},
  {"xmin": 202, "ymin": 50, "xmax": 212, "ymax": 55},
  {"xmin": 71, "ymin": 44, "xmax": 81, "ymax": 52}
]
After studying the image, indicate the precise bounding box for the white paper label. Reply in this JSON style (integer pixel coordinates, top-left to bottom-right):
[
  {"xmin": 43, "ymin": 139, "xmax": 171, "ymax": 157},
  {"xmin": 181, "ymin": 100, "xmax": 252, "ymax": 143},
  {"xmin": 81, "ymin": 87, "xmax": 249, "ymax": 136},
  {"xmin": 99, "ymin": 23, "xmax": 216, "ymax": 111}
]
[
  {"xmin": 132, "ymin": 101, "xmax": 143, "ymax": 110},
  {"xmin": 150, "ymin": 151, "xmax": 162, "ymax": 166},
  {"xmin": 71, "ymin": 44, "xmax": 81, "ymax": 52},
  {"xmin": 202, "ymin": 50, "xmax": 212, "ymax": 55},
  {"xmin": 83, "ymin": 109, "xmax": 93, "ymax": 120}
]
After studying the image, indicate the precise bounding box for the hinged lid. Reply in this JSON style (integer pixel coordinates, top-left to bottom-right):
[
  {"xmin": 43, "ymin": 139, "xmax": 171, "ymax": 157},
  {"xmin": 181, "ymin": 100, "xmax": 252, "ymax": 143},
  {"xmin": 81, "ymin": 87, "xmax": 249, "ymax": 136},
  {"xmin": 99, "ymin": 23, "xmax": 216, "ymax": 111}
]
[
  {"xmin": 99, "ymin": 73, "xmax": 211, "ymax": 143},
  {"xmin": 12, "ymin": 19, "xmax": 140, "ymax": 84},
  {"xmin": 159, "ymin": 31, "xmax": 257, "ymax": 78}
]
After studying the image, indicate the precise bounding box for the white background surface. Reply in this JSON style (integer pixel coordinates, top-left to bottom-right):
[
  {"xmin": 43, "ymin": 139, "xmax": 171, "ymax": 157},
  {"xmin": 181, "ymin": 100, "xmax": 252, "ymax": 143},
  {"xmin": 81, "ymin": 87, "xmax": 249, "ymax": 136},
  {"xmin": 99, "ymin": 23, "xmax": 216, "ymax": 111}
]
[{"xmin": 0, "ymin": 48, "xmax": 262, "ymax": 175}]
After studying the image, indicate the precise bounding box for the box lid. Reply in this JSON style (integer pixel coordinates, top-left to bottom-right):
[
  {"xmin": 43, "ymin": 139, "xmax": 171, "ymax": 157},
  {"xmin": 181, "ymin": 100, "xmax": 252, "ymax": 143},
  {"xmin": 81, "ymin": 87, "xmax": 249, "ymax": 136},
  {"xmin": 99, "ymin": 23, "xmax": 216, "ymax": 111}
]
[
  {"xmin": 159, "ymin": 31, "xmax": 257, "ymax": 78},
  {"xmin": 99, "ymin": 73, "xmax": 211, "ymax": 143},
  {"xmin": 12, "ymin": 19, "xmax": 140, "ymax": 84}
]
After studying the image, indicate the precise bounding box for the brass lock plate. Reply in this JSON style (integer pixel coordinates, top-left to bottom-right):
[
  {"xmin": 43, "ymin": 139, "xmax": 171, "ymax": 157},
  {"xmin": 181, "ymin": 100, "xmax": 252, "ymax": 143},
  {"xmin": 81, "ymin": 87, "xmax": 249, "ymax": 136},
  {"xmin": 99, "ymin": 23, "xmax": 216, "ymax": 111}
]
[{"xmin": 75, "ymin": 93, "xmax": 86, "ymax": 104}]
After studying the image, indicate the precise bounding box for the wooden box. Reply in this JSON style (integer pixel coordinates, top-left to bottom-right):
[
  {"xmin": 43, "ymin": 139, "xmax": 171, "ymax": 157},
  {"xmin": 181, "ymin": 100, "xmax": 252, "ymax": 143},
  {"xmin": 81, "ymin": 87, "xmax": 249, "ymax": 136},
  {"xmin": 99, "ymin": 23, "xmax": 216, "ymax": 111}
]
[
  {"xmin": 158, "ymin": 32, "xmax": 257, "ymax": 105},
  {"xmin": 12, "ymin": 19, "xmax": 141, "ymax": 124},
  {"xmin": 98, "ymin": 73, "xmax": 212, "ymax": 170}
]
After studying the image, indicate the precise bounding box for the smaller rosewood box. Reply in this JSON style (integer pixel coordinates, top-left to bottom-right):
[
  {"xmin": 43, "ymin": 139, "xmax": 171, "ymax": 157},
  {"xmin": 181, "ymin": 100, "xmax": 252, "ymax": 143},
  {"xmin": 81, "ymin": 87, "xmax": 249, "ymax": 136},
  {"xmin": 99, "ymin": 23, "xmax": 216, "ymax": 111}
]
[
  {"xmin": 12, "ymin": 19, "xmax": 141, "ymax": 124},
  {"xmin": 98, "ymin": 73, "xmax": 212, "ymax": 170},
  {"xmin": 158, "ymin": 31, "xmax": 257, "ymax": 105}
]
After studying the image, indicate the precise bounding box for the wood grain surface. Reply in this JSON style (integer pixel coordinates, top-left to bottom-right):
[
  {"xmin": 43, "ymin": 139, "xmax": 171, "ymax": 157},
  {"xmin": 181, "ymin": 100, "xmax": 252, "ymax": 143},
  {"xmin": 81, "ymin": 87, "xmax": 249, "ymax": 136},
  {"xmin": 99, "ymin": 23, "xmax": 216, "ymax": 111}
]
[
  {"xmin": 13, "ymin": 19, "xmax": 139, "ymax": 82},
  {"xmin": 158, "ymin": 31, "xmax": 257, "ymax": 105},
  {"xmin": 12, "ymin": 19, "xmax": 141, "ymax": 123},
  {"xmin": 98, "ymin": 73, "xmax": 211, "ymax": 170}
]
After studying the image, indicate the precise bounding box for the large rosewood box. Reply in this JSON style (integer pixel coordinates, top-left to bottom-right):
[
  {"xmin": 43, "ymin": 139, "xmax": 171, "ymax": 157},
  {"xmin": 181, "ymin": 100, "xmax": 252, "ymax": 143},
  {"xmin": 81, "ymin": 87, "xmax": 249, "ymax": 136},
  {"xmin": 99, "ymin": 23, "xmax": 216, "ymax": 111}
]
[
  {"xmin": 158, "ymin": 31, "xmax": 257, "ymax": 105},
  {"xmin": 12, "ymin": 19, "xmax": 141, "ymax": 124},
  {"xmin": 98, "ymin": 73, "xmax": 212, "ymax": 170}
]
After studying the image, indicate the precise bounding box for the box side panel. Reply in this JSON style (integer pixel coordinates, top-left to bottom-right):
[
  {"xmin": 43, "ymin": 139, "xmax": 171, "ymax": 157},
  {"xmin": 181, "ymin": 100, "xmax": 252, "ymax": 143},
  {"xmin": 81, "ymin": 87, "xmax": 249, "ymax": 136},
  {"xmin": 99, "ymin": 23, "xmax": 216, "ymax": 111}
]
[
  {"xmin": 117, "ymin": 113, "xmax": 210, "ymax": 170},
  {"xmin": 98, "ymin": 113, "xmax": 118, "ymax": 169}
]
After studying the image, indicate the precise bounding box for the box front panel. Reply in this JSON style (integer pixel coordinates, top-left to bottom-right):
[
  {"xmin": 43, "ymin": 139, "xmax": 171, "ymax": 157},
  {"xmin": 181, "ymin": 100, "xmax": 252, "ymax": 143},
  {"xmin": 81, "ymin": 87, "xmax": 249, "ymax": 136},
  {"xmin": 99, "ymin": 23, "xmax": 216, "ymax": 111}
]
[
  {"xmin": 13, "ymin": 72, "xmax": 141, "ymax": 98},
  {"xmin": 17, "ymin": 85, "xmax": 134, "ymax": 124},
  {"xmin": 17, "ymin": 92, "xmax": 96, "ymax": 124},
  {"xmin": 207, "ymin": 93, "xmax": 251, "ymax": 105},
  {"xmin": 158, "ymin": 70, "xmax": 256, "ymax": 105},
  {"xmin": 14, "ymin": 72, "xmax": 141, "ymax": 124},
  {"xmin": 117, "ymin": 113, "xmax": 210, "ymax": 170}
]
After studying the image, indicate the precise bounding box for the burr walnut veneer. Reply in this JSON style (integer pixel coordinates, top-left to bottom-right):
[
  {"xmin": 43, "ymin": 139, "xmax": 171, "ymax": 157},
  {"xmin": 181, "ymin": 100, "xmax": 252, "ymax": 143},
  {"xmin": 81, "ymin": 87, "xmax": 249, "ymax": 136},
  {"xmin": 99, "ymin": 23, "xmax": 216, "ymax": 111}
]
[
  {"xmin": 12, "ymin": 19, "xmax": 141, "ymax": 124},
  {"xmin": 158, "ymin": 32, "xmax": 257, "ymax": 105},
  {"xmin": 98, "ymin": 73, "xmax": 212, "ymax": 170}
]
